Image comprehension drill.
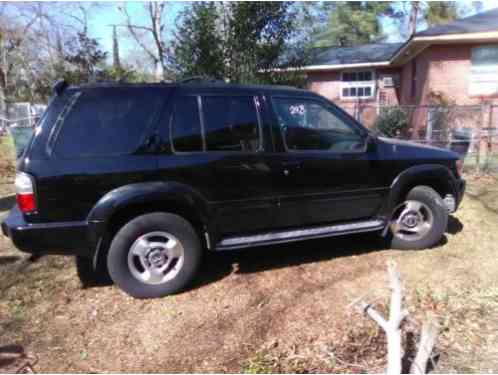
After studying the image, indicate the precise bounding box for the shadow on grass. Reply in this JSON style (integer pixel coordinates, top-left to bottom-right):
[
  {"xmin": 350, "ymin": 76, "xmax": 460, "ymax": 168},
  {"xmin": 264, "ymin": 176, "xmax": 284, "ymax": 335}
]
[
  {"xmin": 447, "ymin": 216, "xmax": 464, "ymax": 235},
  {"xmin": 0, "ymin": 256, "xmax": 21, "ymax": 265},
  {"xmin": 191, "ymin": 232, "xmax": 390, "ymax": 292},
  {"xmin": 76, "ymin": 218, "xmax": 464, "ymax": 293},
  {"xmin": 0, "ymin": 195, "xmax": 15, "ymax": 212}
]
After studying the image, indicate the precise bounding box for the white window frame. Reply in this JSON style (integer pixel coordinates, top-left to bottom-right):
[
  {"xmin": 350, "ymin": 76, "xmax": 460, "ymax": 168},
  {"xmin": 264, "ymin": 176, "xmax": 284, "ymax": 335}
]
[
  {"xmin": 340, "ymin": 70, "xmax": 376, "ymax": 100},
  {"xmin": 469, "ymin": 45, "xmax": 498, "ymax": 96}
]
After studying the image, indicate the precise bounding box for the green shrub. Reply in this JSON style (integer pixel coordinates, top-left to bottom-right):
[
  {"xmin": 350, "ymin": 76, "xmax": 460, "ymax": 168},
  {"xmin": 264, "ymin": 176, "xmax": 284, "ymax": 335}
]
[{"xmin": 374, "ymin": 107, "xmax": 409, "ymax": 138}]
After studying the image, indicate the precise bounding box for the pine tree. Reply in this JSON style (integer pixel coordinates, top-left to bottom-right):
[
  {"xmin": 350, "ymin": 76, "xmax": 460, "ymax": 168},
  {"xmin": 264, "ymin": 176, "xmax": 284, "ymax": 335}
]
[
  {"xmin": 425, "ymin": 2, "xmax": 457, "ymax": 27},
  {"xmin": 225, "ymin": 2, "xmax": 296, "ymax": 83},
  {"xmin": 171, "ymin": 2, "xmax": 224, "ymax": 79},
  {"xmin": 314, "ymin": 2, "xmax": 394, "ymax": 47},
  {"xmin": 171, "ymin": 2, "xmax": 304, "ymax": 85}
]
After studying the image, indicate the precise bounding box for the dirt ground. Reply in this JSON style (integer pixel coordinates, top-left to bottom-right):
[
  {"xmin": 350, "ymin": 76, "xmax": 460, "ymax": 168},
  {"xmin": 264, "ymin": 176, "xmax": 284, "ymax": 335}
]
[{"xmin": 1, "ymin": 137, "xmax": 498, "ymax": 373}]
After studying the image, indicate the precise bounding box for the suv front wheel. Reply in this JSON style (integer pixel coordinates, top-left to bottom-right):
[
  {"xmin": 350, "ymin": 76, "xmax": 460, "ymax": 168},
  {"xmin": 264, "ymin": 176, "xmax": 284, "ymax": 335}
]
[
  {"xmin": 107, "ymin": 213, "xmax": 202, "ymax": 298},
  {"xmin": 389, "ymin": 186, "xmax": 448, "ymax": 250}
]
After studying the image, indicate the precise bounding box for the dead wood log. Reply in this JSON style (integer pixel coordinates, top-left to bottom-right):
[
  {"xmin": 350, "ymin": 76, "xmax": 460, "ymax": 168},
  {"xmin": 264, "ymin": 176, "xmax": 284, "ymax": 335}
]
[
  {"xmin": 351, "ymin": 260, "xmax": 437, "ymax": 374},
  {"xmin": 410, "ymin": 314, "xmax": 439, "ymax": 374}
]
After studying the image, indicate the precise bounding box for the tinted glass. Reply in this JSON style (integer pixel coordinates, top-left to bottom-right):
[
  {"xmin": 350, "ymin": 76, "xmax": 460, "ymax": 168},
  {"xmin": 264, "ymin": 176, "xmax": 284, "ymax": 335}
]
[
  {"xmin": 203, "ymin": 96, "xmax": 260, "ymax": 152},
  {"xmin": 54, "ymin": 88, "xmax": 162, "ymax": 158},
  {"xmin": 273, "ymin": 98, "xmax": 364, "ymax": 152},
  {"xmin": 28, "ymin": 91, "xmax": 75, "ymax": 159},
  {"xmin": 170, "ymin": 97, "xmax": 203, "ymax": 152}
]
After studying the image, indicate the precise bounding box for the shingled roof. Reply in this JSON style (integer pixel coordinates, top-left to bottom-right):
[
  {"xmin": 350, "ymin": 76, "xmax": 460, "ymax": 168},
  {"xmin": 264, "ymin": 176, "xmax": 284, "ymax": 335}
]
[
  {"xmin": 309, "ymin": 43, "xmax": 403, "ymax": 67},
  {"xmin": 299, "ymin": 8, "xmax": 498, "ymax": 71},
  {"xmin": 416, "ymin": 8, "xmax": 498, "ymax": 37}
]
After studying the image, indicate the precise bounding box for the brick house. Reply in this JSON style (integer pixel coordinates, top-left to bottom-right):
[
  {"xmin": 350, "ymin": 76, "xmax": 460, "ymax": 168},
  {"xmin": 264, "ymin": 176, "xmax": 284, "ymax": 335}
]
[{"xmin": 304, "ymin": 8, "xmax": 498, "ymax": 140}]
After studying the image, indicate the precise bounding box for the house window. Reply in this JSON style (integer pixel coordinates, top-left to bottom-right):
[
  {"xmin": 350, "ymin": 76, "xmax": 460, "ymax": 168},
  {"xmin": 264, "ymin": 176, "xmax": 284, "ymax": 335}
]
[
  {"xmin": 469, "ymin": 45, "xmax": 498, "ymax": 96},
  {"xmin": 340, "ymin": 70, "xmax": 375, "ymax": 99}
]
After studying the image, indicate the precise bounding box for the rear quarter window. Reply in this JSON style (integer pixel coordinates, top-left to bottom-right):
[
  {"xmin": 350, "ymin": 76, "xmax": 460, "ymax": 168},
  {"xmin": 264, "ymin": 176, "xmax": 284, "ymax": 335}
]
[
  {"xmin": 53, "ymin": 88, "xmax": 163, "ymax": 158},
  {"xmin": 27, "ymin": 91, "xmax": 75, "ymax": 159}
]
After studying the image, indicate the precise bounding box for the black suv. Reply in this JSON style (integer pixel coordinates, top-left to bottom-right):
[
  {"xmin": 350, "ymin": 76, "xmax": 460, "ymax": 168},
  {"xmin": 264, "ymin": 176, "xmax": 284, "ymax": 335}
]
[{"xmin": 2, "ymin": 80, "xmax": 465, "ymax": 298}]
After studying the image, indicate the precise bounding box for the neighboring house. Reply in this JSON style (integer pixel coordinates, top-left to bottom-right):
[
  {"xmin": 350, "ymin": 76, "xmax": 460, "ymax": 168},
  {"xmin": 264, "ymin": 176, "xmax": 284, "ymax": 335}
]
[{"xmin": 303, "ymin": 8, "xmax": 498, "ymax": 139}]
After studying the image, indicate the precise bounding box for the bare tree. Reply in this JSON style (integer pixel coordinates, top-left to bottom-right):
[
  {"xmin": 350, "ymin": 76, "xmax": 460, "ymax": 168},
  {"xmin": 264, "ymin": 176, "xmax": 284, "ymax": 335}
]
[
  {"xmin": 118, "ymin": 2, "xmax": 169, "ymax": 81},
  {"xmin": 0, "ymin": 4, "xmax": 40, "ymax": 118}
]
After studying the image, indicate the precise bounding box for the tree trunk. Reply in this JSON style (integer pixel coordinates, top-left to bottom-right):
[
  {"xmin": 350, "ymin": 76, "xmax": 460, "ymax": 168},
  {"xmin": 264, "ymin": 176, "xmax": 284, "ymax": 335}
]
[
  {"xmin": 0, "ymin": 35, "xmax": 7, "ymax": 128},
  {"xmin": 0, "ymin": 84, "xmax": 6, "ymax": 129},
  {"xmin": 153, "ymin": 61, "xmax": 163, "ymax": 82},
  {"xmin": 409, "ymin": 2, "xmax": 420, "ymax": 37}
]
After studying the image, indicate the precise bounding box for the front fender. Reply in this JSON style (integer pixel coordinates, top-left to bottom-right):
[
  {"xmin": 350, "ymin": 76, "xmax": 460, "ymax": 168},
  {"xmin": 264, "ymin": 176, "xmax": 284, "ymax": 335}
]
[
  {"xmin": 87, "ymin": 181, "xmax": 211, "ymax": 249},
  {"xmin": 380, "ymin": 164, "xmax": 458, "ymax": 218}
]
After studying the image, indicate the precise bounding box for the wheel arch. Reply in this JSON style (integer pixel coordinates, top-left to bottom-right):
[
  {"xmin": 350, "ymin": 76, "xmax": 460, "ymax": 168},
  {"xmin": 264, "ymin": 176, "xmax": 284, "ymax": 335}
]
[
  {"xmin": 87, "ymin": 181, "xmax": 212, "ymax": 270},
  {"xmin": 380, "ymin": 164, "xmax": 457, "ymax": 219}
]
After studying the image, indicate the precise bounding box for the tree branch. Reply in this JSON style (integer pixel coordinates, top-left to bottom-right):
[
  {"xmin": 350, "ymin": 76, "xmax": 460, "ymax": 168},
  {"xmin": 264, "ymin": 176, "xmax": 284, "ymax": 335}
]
[
  {"xmin": 410, "ymin": 314, "xmax": 438, "ymax": 374},
  {"xmin": 118, "ymin": 3, "xmax": 158, "ymax": 62}
]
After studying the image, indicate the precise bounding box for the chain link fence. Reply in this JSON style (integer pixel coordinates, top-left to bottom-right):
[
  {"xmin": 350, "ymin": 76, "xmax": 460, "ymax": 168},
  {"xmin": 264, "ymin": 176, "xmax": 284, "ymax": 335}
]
[
  {"xmin": 0, "ymin": 102, "xmax": 46, "ymax": 132},
  {"xmin": 341, "ymin": 103, "xmax": 498, "ymax": 176},
  {"xmin": 1, "ymin": 101, "xmax": 497, "ymax": 175},
  {"xmin": 0, "ymin": 102, "xmax": 46, "ymax": 155}
]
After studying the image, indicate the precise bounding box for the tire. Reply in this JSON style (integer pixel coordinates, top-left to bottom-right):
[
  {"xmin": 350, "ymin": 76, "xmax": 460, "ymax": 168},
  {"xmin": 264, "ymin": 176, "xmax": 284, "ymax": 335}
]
[
  {"xmin": 75, "ymin": 256, "xmax": 112, "ymax": 288},
  {"xmin": 75, "ymin": 255, "xmax": 112, "ymax": 288},
  {"xmin": 389, "ymin": 186, "xmax": 448, "ymax": 250},
  {"xmin": 107, "ymin": 212, "xmax": 202, "ymax": 299}
]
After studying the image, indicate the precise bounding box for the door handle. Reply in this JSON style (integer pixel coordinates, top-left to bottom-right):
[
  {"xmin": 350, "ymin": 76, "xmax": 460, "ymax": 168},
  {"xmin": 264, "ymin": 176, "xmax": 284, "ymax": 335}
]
[{"xmin": 281, "ymin": 161, "xmax": 302, "ymax": 168}]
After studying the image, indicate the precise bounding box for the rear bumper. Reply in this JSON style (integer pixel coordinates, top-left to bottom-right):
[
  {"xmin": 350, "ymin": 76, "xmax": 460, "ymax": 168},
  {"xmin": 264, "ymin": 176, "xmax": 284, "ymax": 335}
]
[{"xmin": 1, "ymin": 206, "xmax": 91, "ymax": 256}]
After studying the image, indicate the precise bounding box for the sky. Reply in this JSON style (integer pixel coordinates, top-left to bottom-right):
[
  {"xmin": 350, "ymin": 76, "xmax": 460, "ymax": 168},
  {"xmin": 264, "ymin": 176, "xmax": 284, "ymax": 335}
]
[
  {"xmin": 382, "ymin": 0, "xmax": 498, "ymax": 42},
  {"xmin": 87, "ymin": 1, "xmax": 186, "ymax": 59},
  {"xmin": 85, "ymin": 0, "xmax": 498, "ymax": 59}
]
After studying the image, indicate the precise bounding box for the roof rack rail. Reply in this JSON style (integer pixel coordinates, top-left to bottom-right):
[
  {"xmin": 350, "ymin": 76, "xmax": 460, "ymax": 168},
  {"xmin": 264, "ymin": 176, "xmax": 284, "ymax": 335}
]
[{"xmin": 177, "ymin": 76, "xmax": 225, "ymax": 84}]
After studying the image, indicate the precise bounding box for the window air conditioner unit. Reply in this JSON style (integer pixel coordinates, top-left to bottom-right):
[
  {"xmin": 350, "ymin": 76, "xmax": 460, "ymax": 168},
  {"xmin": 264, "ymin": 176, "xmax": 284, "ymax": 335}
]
[{"xmin": 382, "ymin": 76, "xmax": 396, "ymax": 88}]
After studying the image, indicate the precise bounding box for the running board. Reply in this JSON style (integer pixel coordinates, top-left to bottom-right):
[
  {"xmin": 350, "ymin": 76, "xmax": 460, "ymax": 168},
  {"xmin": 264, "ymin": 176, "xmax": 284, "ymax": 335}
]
[{"xmin": 215, "ymin": 219, "xmax": 386, "ymax": 251}]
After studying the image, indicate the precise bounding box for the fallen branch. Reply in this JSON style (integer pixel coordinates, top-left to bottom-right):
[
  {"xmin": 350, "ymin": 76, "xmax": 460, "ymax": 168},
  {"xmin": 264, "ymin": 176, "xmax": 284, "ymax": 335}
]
[
  {"xmin": 410, "ymin": 314, "xmax": 439, "ymax": 374},
  {"xmin": 351, "ymin": 260, "xmax": 438, "ymax": 374}
]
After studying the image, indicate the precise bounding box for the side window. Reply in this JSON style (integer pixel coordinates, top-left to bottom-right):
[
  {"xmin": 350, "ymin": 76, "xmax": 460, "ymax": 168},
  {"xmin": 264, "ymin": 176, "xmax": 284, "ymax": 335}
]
[
  {"xmin": 273, "ymin": 98, "xmax": 364, "ymax": 152},
  {"xmin": 54, "ymin": 89, "xmax": 162, "ymax": 158},
  {"xmin": 170, "ymin": 97, "xmax": 203, "ymax": 152},
  {"xmin": 202, "ymin": 96, "xmax": 261, "ymax": 152}
]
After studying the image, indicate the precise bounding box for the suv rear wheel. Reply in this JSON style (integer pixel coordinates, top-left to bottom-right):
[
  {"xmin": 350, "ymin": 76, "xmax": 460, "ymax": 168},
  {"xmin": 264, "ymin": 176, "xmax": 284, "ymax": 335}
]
[
  {"xmin": 389, "ymin": 186, "xmax": 448, "ymax": 250},
  {"xmin": 107, "ymin": 212, "xmax": 202, "ymax": 298}
]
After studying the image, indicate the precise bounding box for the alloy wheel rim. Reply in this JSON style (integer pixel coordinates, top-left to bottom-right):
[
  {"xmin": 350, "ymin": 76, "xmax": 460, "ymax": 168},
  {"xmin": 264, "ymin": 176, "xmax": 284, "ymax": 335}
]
[
  {"xmin": 390, "ymin": 200, "xmax": 434, "ymax": 242},
  {"xmin": 127, "ymin": 231, "xmax": 185, "ymax": 285}
]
